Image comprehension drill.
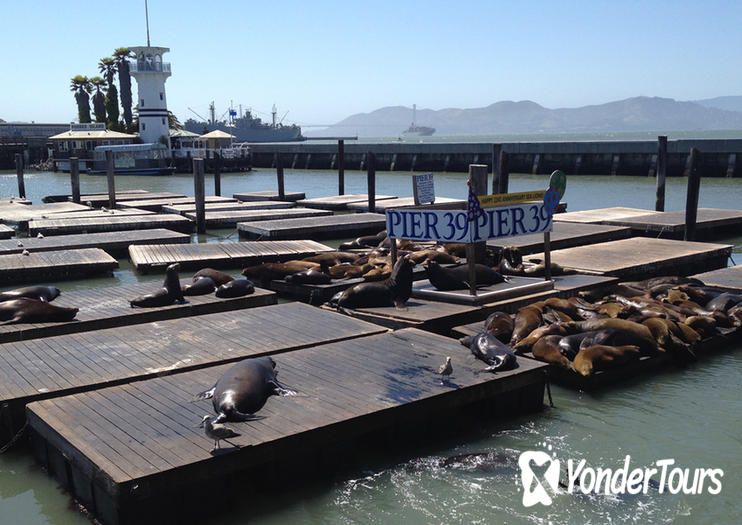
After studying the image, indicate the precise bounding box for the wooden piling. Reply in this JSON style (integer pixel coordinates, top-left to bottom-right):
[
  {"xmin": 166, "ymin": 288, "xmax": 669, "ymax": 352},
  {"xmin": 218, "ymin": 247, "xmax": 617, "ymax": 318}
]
[
  {"xmin": 213, "ymin": 152, "xmax": 221, "ymax": 196},
  {"xmin": 70, "ymin": 157, "xmax": 81, "ymax": 204},
  {"xmin": 367, "ymin": 151, "xmax": 376, "ymax": 213},
  {"xmin": 685, "ymin": 148, "xmax": 701, "ymax": 241},
  {"xmin": 338, "ymin": 139, "xmax": 345, "ymax": 195},
  {"xmin": 15, "ymin": 153, "xmax": 25, "ymax": 199},
  {"xmin": 656, "ymin": 136, "xmax": 667, "ymax": 211},
  {"xmin": 469, "ymin": 164, "xmax": 488, "ymax": 265},
  {"xmin": 497, "ymin": 150, "xmax": 509, "ymax": 194},
  {"xmin": 276, "ymin": 153, "xmax": 285, "ymax": 200},
  {"xmin": 491, "ymin": 143, "xmax": 502, "ymax": 194},
  {"xmin": 105, "ymin": 150, "xmax": 116, "ymax": 208},
  {"xmin": 193, "ymin": 158, "xmax": 206, "ymax": 234}
]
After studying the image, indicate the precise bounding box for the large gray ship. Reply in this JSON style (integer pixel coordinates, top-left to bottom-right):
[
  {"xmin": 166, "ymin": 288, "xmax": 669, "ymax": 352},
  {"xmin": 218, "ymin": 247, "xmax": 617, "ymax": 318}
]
[{"xmin": 184, "ymin": 102, "xmax": 303, "ymax": 142}]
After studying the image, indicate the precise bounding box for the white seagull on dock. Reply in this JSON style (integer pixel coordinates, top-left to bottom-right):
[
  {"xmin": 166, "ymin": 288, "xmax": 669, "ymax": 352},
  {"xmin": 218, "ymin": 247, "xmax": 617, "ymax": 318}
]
[
  {"xmin": 438, "ymin": 356, "xmax": 453, "ymax": 383},
  {"xmin": 199, "ymin": 415, "xmax": 241, "ymax": 452}
]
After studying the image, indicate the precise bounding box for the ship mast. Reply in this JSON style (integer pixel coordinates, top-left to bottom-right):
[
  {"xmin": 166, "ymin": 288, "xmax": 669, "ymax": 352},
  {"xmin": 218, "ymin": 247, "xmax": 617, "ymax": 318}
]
[
  {"xmin": 412, "ymin": 103, "xmax": 417, "ymax": 128},
  {"xmin": 144, "ymin": 0, "xmax": 151, "ymax": 47},
  {"xmin": 271, "ymin": 104, "xmax": 277, "ymax": 128}
]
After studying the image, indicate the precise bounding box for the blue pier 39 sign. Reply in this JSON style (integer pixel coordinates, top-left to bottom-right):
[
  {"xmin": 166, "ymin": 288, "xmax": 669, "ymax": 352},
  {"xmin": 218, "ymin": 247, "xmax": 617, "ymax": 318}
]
[{"xmin": 385, "ymin": 202, "xmax": 553, "ymax": 243}]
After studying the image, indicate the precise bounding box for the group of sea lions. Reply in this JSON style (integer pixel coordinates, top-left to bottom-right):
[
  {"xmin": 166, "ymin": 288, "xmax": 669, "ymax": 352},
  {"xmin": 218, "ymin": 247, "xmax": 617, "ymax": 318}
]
[
  {"xmin": 476, "ymin": 276, "xmax": 742, "ymax": 376},
  {"xmin": 130, "ymin": 264, "xmax": 254, "ymax": 307},
  {"xmin": 0, "ymin": 285, "xmax": 78, "ymax": 324}
]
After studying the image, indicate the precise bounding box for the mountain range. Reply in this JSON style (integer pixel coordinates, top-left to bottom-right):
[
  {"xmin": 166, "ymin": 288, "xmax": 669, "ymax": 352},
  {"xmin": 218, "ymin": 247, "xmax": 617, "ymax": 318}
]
[{"xmin": 310, "ymin": 96, "xmax": 742, "ymax": 137}]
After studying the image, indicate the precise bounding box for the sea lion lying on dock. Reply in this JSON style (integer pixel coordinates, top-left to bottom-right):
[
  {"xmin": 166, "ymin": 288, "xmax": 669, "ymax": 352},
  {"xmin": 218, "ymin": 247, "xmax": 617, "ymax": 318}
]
[
  {"xmin": 572, "ymin": 344, "xmax": 641, "ymax": 376},
  {"xmin": 182, "ymin": 276, "xmax": 216, "ymax": 296},
  {"xmin": 215, "ymin": 278, "xmax": 255, "ymax": 298},
  {"xmin": 425, "ymin": 261, "xmax": 505, "ymax": 291},
  {"xmin": 285, "ymin": 267, "xmax": 332, "ymax": 285},
  {"xmin": 130, "ymin": 263, "xmax": 186, "ymax": 308},
  {"xmin": 0, "ymin": 285, "xmax": 61, "ymax": 303},
  {"xmin": 242, "ymin": 262, "xmax": 318, "ymax": 284},
  {"xmin": 192, "ymin": 268, "xmax": 234, "ymax": 286},
  {"xmin": 338, "ymin": 230, "xmax": 387, "ymax": 250},
  {"xmin": 328, "ymin": 255, "xmax": 414, "ymax": 309},
  {"xmin": 459, "ymin": 332, "xmax": 517, "ymax": 372},
  {"xmin": 483, "ymin": 311, "xmax": 514, "ymax": 343},
  {"xmin": 0, "ymin": 298, "xmax": 78, "ymax": 324}
]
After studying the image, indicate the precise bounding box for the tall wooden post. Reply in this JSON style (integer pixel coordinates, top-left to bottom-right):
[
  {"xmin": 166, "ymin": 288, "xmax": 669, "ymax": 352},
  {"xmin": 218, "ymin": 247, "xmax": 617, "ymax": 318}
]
[
  {"xmin": 498, "ymin": 150, "xmax": 509, "ymax": 194},
  {"xmin": 275, "ymin": 153, "xmax": 285, "ymax": 200},
  {"xmin": 105, "ymin": 150, "xmax": 116, "ymax": 208},
  {"xmin": 194, "ymin": 158, "xmax": 206, "ymax": 234},
  {"xmin": 70, "ymin": 157, "xmax": 81, "ymax": 203},
  {"xmin": 684, "ymin": 148, "xmax": 701, "ymax": 241},
  {"xmin": 656, "ymin": 136, "xmax": 667, "ymax": 211},
  {"xmin": 491, "ymin": 143, "xmax": 502, "ymax": 194},
  {"xmin": 367, "ymin": 151, "xmax": 376, "ymax": 213},
  {"xmin": 467, "ymin": 164, "xmax": 488, "ymax": 295},
  {"xmin": 213, "ymin": 152, "xmax": 221, "ymax": 196},
  {"xmin": 14, "ymin": 154, "xmax": 25, "ymax": 199},
  {"xmin": 338, "ymin": 139, "xmax": 345, "ymax": 195}
]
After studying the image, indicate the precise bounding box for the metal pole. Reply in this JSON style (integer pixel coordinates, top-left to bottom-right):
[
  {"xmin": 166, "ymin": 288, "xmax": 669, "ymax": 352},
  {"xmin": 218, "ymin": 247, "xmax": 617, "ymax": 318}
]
[
  {"xmin": 15, "ymin": 154, "xmax": 25, "ymax": 199},
  {"xmin": 491, "ymin": 143, "xmax": 502, "ymax": 194},
  {"xmin": 214, "ymin": 152, "xmax": 221, "ymax": 196},
  {"xmin": 70, "ymin": 157, "xmax": 80, "ymax": 203},
  {"xmin": 684, "ymin": 148, "xmax": 701, "ymax": 241},
  {"xmin": 275, "ymin": 153, "xmax": 285, "ymax": 200},
  {"xmin": 194, "ymin": 158, "xmax": 206, "ymax": 234},
  {"xmin": 656, "ymin": 136, "xmax": 667, "ymax": 211},
  {"xmin": 106, "ymin": 150, "xmax": 116, "ymax": 208},
  {"xmin": 338, "ymin": 139, "xmax": 345, "ymax": 195},
  {"xmin": 367, "ymin": 151, "xmax": 376, "ymax": 213},
  {"xmin": 543, "ymin": 232, "xmax": 552, "ymax": 281}
]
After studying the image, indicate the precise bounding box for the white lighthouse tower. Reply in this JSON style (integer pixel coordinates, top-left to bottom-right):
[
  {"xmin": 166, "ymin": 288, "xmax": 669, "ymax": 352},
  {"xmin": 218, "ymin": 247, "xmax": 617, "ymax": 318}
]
[{"xmin": 129, "ymin": 45, "xmax": 171, "ymax": 148}]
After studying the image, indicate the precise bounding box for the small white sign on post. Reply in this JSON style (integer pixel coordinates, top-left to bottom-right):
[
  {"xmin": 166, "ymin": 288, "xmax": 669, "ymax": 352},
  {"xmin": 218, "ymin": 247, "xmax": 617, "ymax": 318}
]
[{"xmin": 412, "ymin": 173, "xmax": 435, "ymax": 205}]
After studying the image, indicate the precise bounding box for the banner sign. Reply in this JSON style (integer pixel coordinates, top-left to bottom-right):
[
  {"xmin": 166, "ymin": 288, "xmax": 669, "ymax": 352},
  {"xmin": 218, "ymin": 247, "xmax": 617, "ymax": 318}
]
[
  {"xmin": 386, "ymin": 202, "xmax": 552, "ymax": 243},
  {"xmin": 412, "ymin": 173, "xmax": 435, "ymax": 205},
  {"xmin": 478, "ymin": 190, "xmax": 546, "ymax": 208}
]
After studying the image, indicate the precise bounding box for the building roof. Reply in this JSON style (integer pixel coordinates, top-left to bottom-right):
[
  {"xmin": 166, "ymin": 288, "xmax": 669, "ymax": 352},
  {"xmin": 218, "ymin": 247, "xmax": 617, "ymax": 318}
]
[
  {"xmin": 170, "ymin": 128, "xmax": 200, "ymax": 138},
  {"xmin": 199, "ymin": 130, "xmax": 236, "ymax": 139},
  {"xmin": 49, "ymin": 129, "xmax": 137, "ymax": 140}
]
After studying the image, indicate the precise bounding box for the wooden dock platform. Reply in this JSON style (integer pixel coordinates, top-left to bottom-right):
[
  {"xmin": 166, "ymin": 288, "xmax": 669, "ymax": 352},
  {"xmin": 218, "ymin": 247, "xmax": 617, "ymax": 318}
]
[
  {"xmin": 487, "ymin": 222, "xmax": 632, "ymax": 255},
  {"xmin": 0, "ymin": 224, "xmax": 13, "ymax": 239},
  {"xmin": 238, "ymin": 212, "xmax": 388, "ymax": 240},
  {"xmin": 129, "ymin": 240, "xmax": 334, "ymax": 271},
  {"xmin": 553, "ymin": 207, "xmax": 660, "ymax": 224},
  {"xmin": 0, "ymin": 279, "xmax": 276, "ymax": 344},
  {"xmin": 0, "ymin": 303, "xmax": 386, "ymax": 441},
  {"xmin": 118, "ymin": 196, "xmax": 242, "ymax": 212},
  {"xmin": 0, "ymin": 202, "xmax": 92, "ymax": 228},
  {"xmin": 296, "ymin": 194, "xmax": 397, "ymax": 210},
  {"xmin": 72, "ymin": 192, "xmax": 187, "ymax": 207},
  {"xmin": 234, "ymin": 190, "xmax": 306, "ymax": 202},
  {"xmin": 346, "ymin": 196, "xmax": 465, "ymax": 212},
  {"xmin": 0, "ymin": 229, "xmax": 190, "ymax": 257},
  {"xmin": 43, "ymin": 190, "xmax": 149, "ymax": 203},
  {"xmin": 55, "ymin": 208, "xmax": 155, "ymax": 218},
  {"xmin": 524, "ymin": 237, "xmax": 732, "ymax": 279},
  {"xmin": 162, "ymin": 202, "xmax": 261, "ymax": 215},
  {"xmin": 184, "ymin": 208, "xmax": 332, "ymax": 229},
  {"xmin": 691, "ymin": 264, "xmax": 742, "ymax": 291},
  {"xmin": 597, "ymin": 208, "xmax": 742, "ymax": 238},
  {"xmin": 28, "ymin": 214, "xmax": 194, "ymax": 236},
  {"xmin": 0, "ymin": 248, "xmax": 118, "ymax": 285},
  {"xmin": 26, "ymin": 328, "xmax": 546, "ymax": 525}
]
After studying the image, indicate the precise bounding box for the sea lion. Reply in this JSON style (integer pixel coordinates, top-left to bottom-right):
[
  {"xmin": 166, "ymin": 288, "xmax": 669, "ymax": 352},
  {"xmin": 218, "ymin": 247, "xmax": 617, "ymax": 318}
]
[
  {"xmin": 0, "ymin": 285, "xmax": 61, "ymax": 303},
  {"xmin": 562, "ymin": 318, "xmax": 658, "ymax": 354},
  {"xmin": 425, "ymin": 261, "xmax": 505, "ymax": 291},
  {"xmin": 130, "ymin": 263, "xmax": 186, "ymax": 308},
  {"xmin": 706, "ymin": 292, "xmax": 742, "ymax": 312},
  {"xmin": 303, "ymin": 252, "xmax": 360, "ymax": 265},
  {"xmin": 510, "ymin": 306, "xmax": 543, "ymax": 346},
  {"xmin": 483, "ymin": 311, "xmax": 514, "ymax": 343},
  {"xmin": 242, "ymin": 262, "xmax": 317, "ymax": 283},
  {"xmin": 0, "ymin": 298, "xmax": 78, "ymax": 324},
  {"xmin": 192, "ymin": 268, "xmax": 234, "ymax": 286},
  {"xmin": 572, "ymin": 344, "xmax": 641, "ymax": 376},
  {"xmin": 512, "ymin": 323, "xmax": 567, "ymax": 353},
  {"xmin": 532, "ymin": 335, "xmax": 573, "ymax": 369},
  {"xmin": 215, "ymin": 278, "xmax": 255, "ymax": 298},
  {"xmin": 182, "ymin": 276, "xmax": 217, "ymax": 296},
  {"xmin": 338, "ymin": 230, "xmax": 387, "ymax": 250},
  {"xmin": 329, "ymin": 255, "xmax": 414, "ymax": 309},
  {"xmin": 684, "ymin": 315, "xmax": 716, "ymax": 337},
  {"xmin": 558, "ymin": 330, "xmax": 612, "ymax": 360},
  {"xmin": 194, "ymin": 356, "xmax": 295, "ymax": 423},
  {"xmin": 285, "ymin": 268, "xmax": 332, "ymax": 285},
  {"xmin": 408, "ymin": 250, "xmax": 460, "ymax": 265},
  {"xmin": 459, "ymin": 332, "xmax": 517, "ymax": 372}
]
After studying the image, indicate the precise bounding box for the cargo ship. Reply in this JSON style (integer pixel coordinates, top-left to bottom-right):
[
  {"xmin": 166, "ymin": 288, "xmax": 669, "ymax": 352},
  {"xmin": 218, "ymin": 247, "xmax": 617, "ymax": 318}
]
[
  {"xmin": 184, "ymin": 102, "xmax": 303, "ymax": 142},
  {"xmin": 401, "ymin": 104, "xmax": 435, "ymax": 137}
]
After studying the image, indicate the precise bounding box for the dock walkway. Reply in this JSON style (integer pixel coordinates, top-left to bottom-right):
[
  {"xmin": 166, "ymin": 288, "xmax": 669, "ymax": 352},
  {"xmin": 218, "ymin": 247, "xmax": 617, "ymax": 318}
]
[
  {"xmin": 296, "ymin": 194, "xmax": 396, "ymax": 210},
  {"xmin": 26, "ymin": 328, "xmax": 546, "ymax": 524},
  {"xmin": 0, "ymin": 279, "xmax": 276, "ymax": 344},
  {"xmin": 28, "ymin": 214, "xmax": 194, "ymax": 236},
  {"xmin": 487, "ymin": 222, "xmax": 632, "ymax": 255},
  {"xmin": 129, "ymin": 240, "xmax": 334, "ymax": 271},
  {"xmin": 238, "ymin": 212, "xmax": 387, "ymax": 240},
  {"xmin": 184, "ymin": 208, "xmax": 331, "ymax": 229},
  {"xmin": 162, "ymin": 202, "xmax": 263, "ymax": 215},
  {"xmin": 234, "ymin": 190, "xmax": 306, "ymax": 202},
  {"xmin": 0, "ymin": 202, "xmax": 91, "ymax": 228},
  {"xmin": 72, "ymin": 192, "xmax": 186, "ymax": 207},
  {"xmin": 0, "ymin": 248, "xmax": 117, "ymax": 285},
  {"xmin": 118, "ymin": 196, "xmax": 246, "ymax": 212},
  {"xmin": 346, "ymin": 196, "xmax": 465, "ymax": 212},
  {"xmin": 691, "ymin": 265, "xmax": 742, "ymax": 291}
]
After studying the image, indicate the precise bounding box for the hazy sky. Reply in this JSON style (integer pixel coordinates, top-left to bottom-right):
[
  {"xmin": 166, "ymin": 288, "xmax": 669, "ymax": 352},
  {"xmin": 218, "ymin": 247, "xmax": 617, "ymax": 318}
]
[{"xmin": 2, "ymin": 0, "xmax": 741, "ymax": 127}]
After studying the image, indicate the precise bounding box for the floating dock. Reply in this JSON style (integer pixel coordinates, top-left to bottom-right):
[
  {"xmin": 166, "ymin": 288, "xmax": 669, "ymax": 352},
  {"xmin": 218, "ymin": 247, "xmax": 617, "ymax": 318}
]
[
  {"xmin": 346, "ymin": 196, "xmax": 465, "ymax": 212},
  {"xmin": 234, "ymin": 190, "xmax": 306, "ymax": 202},
  {"xmin": 26, "ymin": 328, "xmax": 547, "ymax": 525},
  {"xmin": 129, "ymin": 240, "xmax": 334, "ymax": 272},
  {"xmin": 296, "ymin": 194, "xmax": 397, "ymax": 210},
  {"xmin": 0, "ymin": 229, "xmax": 190, "ymax": 257},
  {"xmin": 0, "ymin": 279, "xmax": 276, "ymax": 344},
  {"xmin": 119, "ymin": 196, "xmax": 249, "ymax": 212},
  {"xmin": 71, "ymin": 192, "xmax": 187, "ymax": 207},
  {"xmin": 184, "ymin": 208, "xmax": 332, "ymax": 229},
  {"xmin": 0, "ymin": 303, "xmax": 385, "ymax": 440},
  {"xmin": 43, "ymin": 190, "xmax": 150, "ymax": 203},
  {"xmin": 691, "ymin": 264, "xmax": 742, "ymax": 291},
  {"xmin": 599, "ymin": 208, "xmax": 742, "ymax": 238},
  {"xmin": 487, "ymin": 222, "xmax": 632, "ymax": 255},
  {"xmin": 0, "ymin": 202, "xmax": 92, "ymax": 228},
  {"xmin": 238, "ymin": 212, "xmax": 387, "ymax": 240},
  {"xmin": 524, "ymin": 237, "xmax": 732, "ymax": 279},
  {"xmin": 162, "ymin": 202, "xmax": 266, "ymax": 215},
  {"xmin": 0, "ymin": 224, "xmax": 13, "ymax": 239},
  {"xmin": 28, "ymin": 214, "xmax": 194, "ymax": 236},
  {"xmin": 553, "ymin": 207, "xmax": 660, "ymax": 224},
  {"xmin": 0, "ymin": 248, "xmax": 117, "ymax": 285},
  {"xmin": 54, "ymin": 208, "xmax": 156, "ymax": 218}
]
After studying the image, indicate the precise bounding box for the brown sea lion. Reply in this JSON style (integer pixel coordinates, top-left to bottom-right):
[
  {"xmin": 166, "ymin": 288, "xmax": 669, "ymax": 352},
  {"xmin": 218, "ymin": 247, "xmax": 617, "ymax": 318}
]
[
  {"xmin": 192, "ymin": 268, "xmax": 234, "ymax": 286},
  {"xmin": 131, "ymin": 263, "xmax": 186, "ymax": 308},
  {"xmin": 0, "ymin": 285, "xmax": 61, "ymax": 303},
  {"xmin": 512, "ymin": 323, "xmax": 567, "ymax": 353},
  {"xmin": 182, "ymin": 276, "xmax": 217, "ymax": 296},
  {"xmin": 532, "ymin": 335, "xmax": 573, "ymax": 369},
  {"xmin": 362, "ymin": 265, "xmax": 391, "ymax": 281},
  {"xmin": 443, "ymin": 243, "xmax": 468, "ymax": 258},
  {"xmin": 558, "ymin": 330, "xmax": 613, "ymax": 360},
  {"xmin": 510, "ymin": 306, "xmax": 543, "ymax": 346},
  {"xmin": 706, "ymin": 292, "xmax": 742, "ymax": 312},
  {"xmin": 684, "ymin": 316, "xmax": 716, "ymax": 337},
  {"xmin": 425, "ymin": 261, "xmax": 505, "ymax": 291},
  {"xmin": 329, "ymin": 255, "xmax": 414, "ymax": 309},
  {"xmin": 562, "ymin": 318, "xmax": 657, "ymax": 354},
  {"xmin": 408, "ymin": 250, "xmax": 460, "ymax": 265},
  {"xmin": 215, "ymin": 278, "xmax": 255, "ymax": 298},
  {"xmin": 338, "ymin": 230, "xmax": 387, "ymax": 250},
  {"xmin": 242, "ymin": 262, "xmax": 316, "ymax": 283},
  {"xmin": 572, "ymin": 344, "xmax": 641, "ymax": 376},
  {"xmin": 303, "ymin": 252, "xmax": 360, "ymax": 265},
  {"xmin": 0, "ymin": 298, "xmax": 78, "ymax": 324},
  {"xmin": 483, "ymin": 311, "xmax": 514, "ymax": 343},
  {"xmin": 597, "ymin": 302, "xmax": 625, "ymax": 318}
]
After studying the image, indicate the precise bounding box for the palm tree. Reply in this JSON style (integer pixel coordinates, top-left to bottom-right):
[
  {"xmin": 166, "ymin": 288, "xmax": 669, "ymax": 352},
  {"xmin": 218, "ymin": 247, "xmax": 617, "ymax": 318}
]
[
  {"xmin": 90, "ymin": 77, "xmax": 107, "ymax": 123},
  {"xmin": 69, "ymin": 75, "xmax": 92, "ymax": 123},
  {"xmin": 113, "ymin": 48, "xmax": 135, "ymax": 131},
  {"xmin": 99, "ymin": 57, "xmax": 119, "ymax": 129}
]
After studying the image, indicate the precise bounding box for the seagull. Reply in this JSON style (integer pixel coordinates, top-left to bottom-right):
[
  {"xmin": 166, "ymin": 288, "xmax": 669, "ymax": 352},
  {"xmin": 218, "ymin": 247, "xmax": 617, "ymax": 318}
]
[
  {"xmin": 21, "ymin": 249, "xmax": 30, "ymax": 256},
  {"xmin": 438, "ymin": 356, "xmax": 453, "ymax": 384},
  {"xmin": 36, "ymin": 232, "xmax": 44, "ymax": 239},
  {"xmin": 199, "ymin": 415, "xmax": 241, "ymax": 452},
  {"xmin": 101, "ymin": 206, "xmax": 108, "ymax": 213},
  {"xmin": 17, "ymin": 241, "xmax": 23, "ymax": 247},
  {"xmin": 86, "ymin": 201, "xmax": 93, "ymax": 209}
]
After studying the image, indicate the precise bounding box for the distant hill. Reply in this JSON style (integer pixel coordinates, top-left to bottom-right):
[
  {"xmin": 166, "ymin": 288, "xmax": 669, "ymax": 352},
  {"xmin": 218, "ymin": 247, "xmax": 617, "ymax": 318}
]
[
  {"xmin": 309, "ymin": 96, "xmax": 742, "ymax": 137},
  {"xmin": 693, "ymin": 96, "xmax": 742, "ymax": 113}
]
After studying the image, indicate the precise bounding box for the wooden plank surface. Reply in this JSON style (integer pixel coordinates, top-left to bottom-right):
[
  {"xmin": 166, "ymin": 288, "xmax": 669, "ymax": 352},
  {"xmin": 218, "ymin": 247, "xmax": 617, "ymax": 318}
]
[
  {"xmin": 597, "ymin": 208, "xmax": 742, "ymax": 235},
  {"xmin": 75, "ymin": 192, "xmax": 187, "ymax": 207},
  {"xmin": 691, "ymin": 265, "xmax": 742, "ymax": 291},
  {"xmin": 53, "ymin": 208, "xmax": 155, "ymax": 218},
  {"xmin": 346, "ymin": 196, "xmax": 465, "ymax": 212},
  {"xmin": 238, "ymin": 212, "xmax": 387, "ymax": 240},
  {"xmin": 0, "ymin": 248, "xmax": 117, "ymax": 284},
  {"xmin": 487, "ymin": 222, "xmax": 632, "ymax": 255},
  {"xmin": 129, "ymin": 240, "xmax": 334, "ymax": 271},
  {"xmin": 525, "ymin": 237, "xmax": 733, "ymax": 278},
  {"xmin": 26, "ymin": 328, "xmax": 546, "ymax": 491},
  {"xmin": 162, "ymin": 202, "xmax": 264, "ymax": 215},
  {"xmin": 0, "ymin": 279, "xmax": 276, "ymax": 343},
  {"xmin": 296, "ymin": 194, "xmax": 397, "ymax": 210},
  {"xmin": 28, "ymin": 214, "xmax": 194, "ymax": 236},
  {"xmin": 0, "ymin": 202, "xmax": 91, "ymax": 225},
  {"xmin": 0, "ymin": 224, "xmax": 13, "ymax": 239},
  {"xmin": 554, "ymin": 207, "xmax": 660, "ymax": 224},
  {"xmin": 0, "ymin": 229, "xmax": 190, "ymax": 257},
  {"xmin": 233, "ymin": 190, "xmax": 306, "ymax": 202},
  {"xmin": 184, "ymin": 208, "xmax": 331, "ymax": 228},
  {"xmin": 118, "ymin": 196, "xmax": 242, "ymax": 212}
]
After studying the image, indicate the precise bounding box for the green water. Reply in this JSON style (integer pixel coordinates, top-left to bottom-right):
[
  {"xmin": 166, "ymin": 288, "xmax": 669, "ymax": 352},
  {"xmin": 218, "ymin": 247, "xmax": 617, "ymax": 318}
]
[{"xmin": 0, "ymin": 169, "xmax": 740, "ymax": 524}]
